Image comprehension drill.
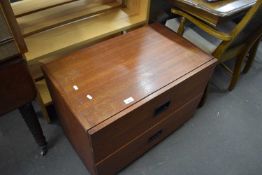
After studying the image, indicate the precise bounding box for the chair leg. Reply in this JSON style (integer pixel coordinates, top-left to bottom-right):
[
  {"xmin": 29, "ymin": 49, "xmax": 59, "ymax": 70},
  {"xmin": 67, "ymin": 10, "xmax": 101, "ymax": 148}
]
[
  {"xmin": 228, "ymin": 56, "xmax": 245, "ymax": 91},
  {"xmin": 243, "ymin": 39, "xmax": 260, "ymax": 74},
  {"xmin": 19, "ymin": 103, "xmax": 48, "ymax": 156},
  {"xmin": 177, "ymin": 17, "xmax": 186, "ymax": 35}
]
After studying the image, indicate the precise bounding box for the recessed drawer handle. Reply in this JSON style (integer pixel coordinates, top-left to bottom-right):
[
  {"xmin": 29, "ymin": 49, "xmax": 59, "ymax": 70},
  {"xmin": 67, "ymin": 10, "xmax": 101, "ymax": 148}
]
[
  {"xmin": 148, "ymin": 129, "xmax": 163, "ymax": 143},
  {"xmin": 154, "ymin": 100, "xmax": 171, "ymax": 117}
]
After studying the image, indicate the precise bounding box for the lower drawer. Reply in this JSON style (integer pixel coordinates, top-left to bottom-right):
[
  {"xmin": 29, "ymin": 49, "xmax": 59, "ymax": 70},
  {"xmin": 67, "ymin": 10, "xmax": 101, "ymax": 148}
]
[{"xmin": 95, "ymin": 94, "xmax": 202, "ymax": 175}]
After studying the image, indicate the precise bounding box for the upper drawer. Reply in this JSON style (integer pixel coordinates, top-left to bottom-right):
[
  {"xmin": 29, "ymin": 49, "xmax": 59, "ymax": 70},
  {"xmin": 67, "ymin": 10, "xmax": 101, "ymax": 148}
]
[
  {"xmin": 0, "ymin": 5, "xmax": 13, "ymax": 42},
  {"xmin": 89, "ymin": 63, "xmax": 215, "ymax": 162}
]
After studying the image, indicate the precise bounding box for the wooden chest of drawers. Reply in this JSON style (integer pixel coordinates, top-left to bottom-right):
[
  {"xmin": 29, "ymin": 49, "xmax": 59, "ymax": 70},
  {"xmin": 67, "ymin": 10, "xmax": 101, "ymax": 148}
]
[{"xmin": 43, "ymin": 24, "xmax": 217, "ymax": 175}]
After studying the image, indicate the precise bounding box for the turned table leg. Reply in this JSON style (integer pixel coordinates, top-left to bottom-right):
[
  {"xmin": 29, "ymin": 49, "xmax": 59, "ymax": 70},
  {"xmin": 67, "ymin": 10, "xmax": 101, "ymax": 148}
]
[{"xmin": 19, "ymin": 103, "xmax": 48, "ymax": 156}]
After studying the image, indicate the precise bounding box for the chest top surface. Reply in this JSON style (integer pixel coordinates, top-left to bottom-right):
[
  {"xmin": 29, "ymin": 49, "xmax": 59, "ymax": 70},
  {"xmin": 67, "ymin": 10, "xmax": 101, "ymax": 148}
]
[{"xmin": 43, "ymin": 24, "xmax": 214, "ymax": 131}]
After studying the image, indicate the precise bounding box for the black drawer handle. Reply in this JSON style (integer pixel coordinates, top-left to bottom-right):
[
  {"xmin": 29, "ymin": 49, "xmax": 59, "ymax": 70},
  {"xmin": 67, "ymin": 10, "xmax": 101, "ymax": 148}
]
[
  {"xmin": 148, "ymin": 129, "xmax": 163, "ymax": 143},
  {"xmin": 154, "ymin": 100, "xmax": 171, "ymax": 117}
]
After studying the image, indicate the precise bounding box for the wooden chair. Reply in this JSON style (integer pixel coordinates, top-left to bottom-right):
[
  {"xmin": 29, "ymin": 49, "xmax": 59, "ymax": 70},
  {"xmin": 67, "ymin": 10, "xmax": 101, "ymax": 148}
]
[{"xmin": 166, "ymin": 1, "xmax": 262, "ymax": 91}]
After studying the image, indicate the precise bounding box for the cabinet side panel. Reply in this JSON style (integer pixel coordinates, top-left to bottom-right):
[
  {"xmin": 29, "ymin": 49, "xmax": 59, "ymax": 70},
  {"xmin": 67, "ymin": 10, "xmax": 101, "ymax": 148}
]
[{"xmin": 44, "ymin": 74, "xmax": 96, "ymax": 175}]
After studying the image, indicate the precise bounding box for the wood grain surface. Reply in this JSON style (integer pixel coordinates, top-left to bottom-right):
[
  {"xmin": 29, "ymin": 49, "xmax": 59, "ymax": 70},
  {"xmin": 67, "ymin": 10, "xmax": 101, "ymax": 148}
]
[
  {"xmin": 24, "ymin": 0, "xmax": 149, "ymax": 62},
  {"xmin": 168, "ymin": 0, "xmax": 255, "ymax": 26},
  {"xmin": 43, "ymin": 24, "xmax": 215, "ymax": 131},
  {"xmin": 173, "ymin": 0, "xmax": 256, "ymax": 16},
  {"xmin": 12, "ymin": 0, "xmax": 119, "ymax": 17},
  {"xmin": 12, "ymin": 0, "xmax": 79, "ymax": 17},
  {"xmin": 90, "ymin": 64, "xmax": 215, "ymax": 162},
  {"xmin": 43, "ymin": 24, "xmax": 217, "ymax": 175},
  {"xmin": 16, "ymin": 0, "xmax": 122, "ymax": 36}
]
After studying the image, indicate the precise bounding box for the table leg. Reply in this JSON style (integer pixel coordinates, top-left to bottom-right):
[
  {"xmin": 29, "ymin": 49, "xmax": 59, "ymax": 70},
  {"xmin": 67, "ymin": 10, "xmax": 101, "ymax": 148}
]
[{"xmin": 19, "ymin": 103, "xmax": 48, "ymax": 156}]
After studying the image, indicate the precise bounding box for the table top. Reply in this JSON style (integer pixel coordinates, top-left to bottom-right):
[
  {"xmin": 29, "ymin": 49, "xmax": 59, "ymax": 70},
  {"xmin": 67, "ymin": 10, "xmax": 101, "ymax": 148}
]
[
  {"xmin": 43, "ymin": 24, "xmax": 215, "ymax": 130},
  {"xmin": 176, "ymin": 0, "xmax": 256, "ymax": 17}
]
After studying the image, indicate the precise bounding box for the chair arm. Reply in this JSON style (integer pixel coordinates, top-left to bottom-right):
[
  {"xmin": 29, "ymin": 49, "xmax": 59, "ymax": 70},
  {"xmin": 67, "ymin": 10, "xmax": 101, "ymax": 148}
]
[{"xmin": 171, "ymin": 8, "xmax": 232, "ymax": 41}]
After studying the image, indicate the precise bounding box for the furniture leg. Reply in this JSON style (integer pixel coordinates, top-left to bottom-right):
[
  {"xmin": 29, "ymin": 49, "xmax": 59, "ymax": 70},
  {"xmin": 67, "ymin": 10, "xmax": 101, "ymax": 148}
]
[
  {"xmin": 228, "ymin": 56, "xmax": 245, "ymax": 91},
  {"xmin": 243, "ymin": 39, "xmax": 260, "ymax": 74},
  {"xmin": 177, "ymin": 17, "xmax": 186, "ymax": 35},
  {"xmin": 19, "ymin": 103, "xmax": 48, "ymax": 156}
]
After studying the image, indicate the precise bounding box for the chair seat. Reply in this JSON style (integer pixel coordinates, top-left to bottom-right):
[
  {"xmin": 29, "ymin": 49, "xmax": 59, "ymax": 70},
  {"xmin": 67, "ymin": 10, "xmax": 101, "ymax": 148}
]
[{"xmin": 166, "ymin": 18, "xmax": 235, "ymax": 54}]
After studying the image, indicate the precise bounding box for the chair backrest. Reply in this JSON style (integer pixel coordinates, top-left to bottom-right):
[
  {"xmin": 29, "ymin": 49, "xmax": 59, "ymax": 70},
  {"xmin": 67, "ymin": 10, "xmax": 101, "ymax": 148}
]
[{"xmin": 214, "ymin": 1, "xmax": 262, "ymax": 58}]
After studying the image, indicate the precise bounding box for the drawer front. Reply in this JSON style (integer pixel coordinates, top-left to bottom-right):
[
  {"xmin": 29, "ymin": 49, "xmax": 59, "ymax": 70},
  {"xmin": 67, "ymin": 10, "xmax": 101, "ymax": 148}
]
[
  {"xmin": 0, "ymin": 41, "xmax": 19, "ymax": 61},
  {"xmin": 90, "ymin": 64, "xmax": 214, "ymax": 162},
  {"xmin": 0, "ymin": 58, "xmax": 36, "ymax": 115},
  {"xmin": 0, "ymin": 5, "xmax": 12, "ymax": 42},
  {"xmin": 96, "ymin": 95, "xmax": 202, "ymax": 175}
]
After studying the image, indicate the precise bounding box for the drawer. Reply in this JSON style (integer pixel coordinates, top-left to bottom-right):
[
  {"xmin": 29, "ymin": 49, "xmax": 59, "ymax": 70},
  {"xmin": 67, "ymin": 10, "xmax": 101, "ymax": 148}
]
[
  {"xmin": 0, "ymin": 41, "xmax": 19, "ymax": 62},
  {"xmin": 0, "ymin": 58, "xmax": 36, "ymax": 115},
  {"xmin": 90, "ymin": 64, "xmax": 214, "ymax": 162},
  {"xmin": 96, "ymin": 94, "xmax": 202, "ymax": 175},
  {"xmin": 0, "ymin": 5, "xmax": 12, "ymax": 42}
]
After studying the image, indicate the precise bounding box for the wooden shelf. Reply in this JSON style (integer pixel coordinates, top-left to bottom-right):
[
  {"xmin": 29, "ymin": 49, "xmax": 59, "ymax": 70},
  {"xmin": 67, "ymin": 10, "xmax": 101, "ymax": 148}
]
[
  {"xmin": 16, "ymin": 0, "xmax": 122, "ymax": 36},
  {"xmin": 12, "ymin": 0, "xmax": 79, "ymax": 17},
  {"xmin": 11, "ymin": 0, "xmax": 150, "ymax": 105},
  {"xmin": 35, "ymin": 79, "xmax": 52, "ymax": 105},
  {"xmin": 24, "ymin": 0, "xmax": 149, "ymax": 63}
]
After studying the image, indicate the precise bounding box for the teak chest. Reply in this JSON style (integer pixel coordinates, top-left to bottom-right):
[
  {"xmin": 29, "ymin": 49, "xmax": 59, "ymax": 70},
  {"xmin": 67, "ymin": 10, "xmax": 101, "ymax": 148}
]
[{"xmin": 43, "ymin": 24, "xmax": 217, "ymax": 175}]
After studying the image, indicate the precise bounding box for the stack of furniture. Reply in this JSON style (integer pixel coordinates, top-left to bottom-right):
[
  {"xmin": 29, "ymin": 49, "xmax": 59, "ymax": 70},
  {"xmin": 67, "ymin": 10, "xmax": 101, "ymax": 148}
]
[
  {"xmin": 165, "ymin": 0, "xmax": 262, "ymax": 90},
  {"xmin": 2, "ymin": 0, "xmax": 150, "ymax": 122}
]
